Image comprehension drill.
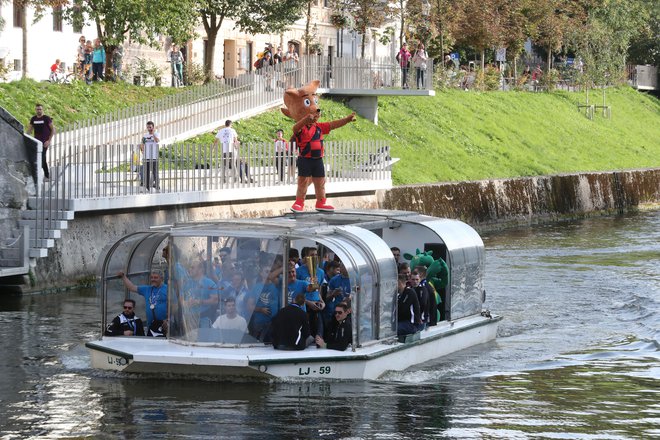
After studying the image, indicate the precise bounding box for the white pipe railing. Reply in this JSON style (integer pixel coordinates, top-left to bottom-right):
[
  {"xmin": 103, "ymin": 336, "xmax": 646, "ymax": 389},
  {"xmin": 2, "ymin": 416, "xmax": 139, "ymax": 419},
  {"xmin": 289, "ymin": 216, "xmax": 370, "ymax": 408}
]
[
  {"xmin": 46, "ymin": 140, "xmax": 392, "ymax": 200},
  {"xmin": 52, "ymin": 55, "xmax": 430, "ymax": 153}
]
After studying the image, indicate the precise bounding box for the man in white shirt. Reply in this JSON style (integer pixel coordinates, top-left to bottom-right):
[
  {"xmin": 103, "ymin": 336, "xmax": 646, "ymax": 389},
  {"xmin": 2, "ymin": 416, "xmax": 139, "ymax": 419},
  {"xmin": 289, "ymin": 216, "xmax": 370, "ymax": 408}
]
[
  {"xmin": 141, "ymin": 121, "xmax": 160, "ymax": 191},
  {"xmin": 212, "ymin": 297, "xmax": 248, "ymax": 333},
  {"xmin": 213, "ymin": 119, "xmax": 239, "ymax": 181}
]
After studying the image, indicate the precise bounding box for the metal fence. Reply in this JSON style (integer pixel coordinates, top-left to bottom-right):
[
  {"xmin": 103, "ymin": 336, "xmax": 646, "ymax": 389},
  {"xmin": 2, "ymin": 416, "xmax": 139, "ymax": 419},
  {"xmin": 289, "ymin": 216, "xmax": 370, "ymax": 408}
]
[
  {"xmin": 51, "ymin": 55, "xmax": 431, "ymax": 153},
  {"xmin": 47, "ymin": 140, "xmax": 392, "ymax": 200}
]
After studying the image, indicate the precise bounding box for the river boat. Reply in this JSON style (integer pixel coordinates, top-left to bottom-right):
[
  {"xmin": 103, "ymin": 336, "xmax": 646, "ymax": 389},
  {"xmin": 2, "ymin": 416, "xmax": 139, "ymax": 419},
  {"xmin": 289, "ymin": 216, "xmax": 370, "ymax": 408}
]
[{"xmin": 86, "ymin": 209, "xmax": 501, "ymax": 380}]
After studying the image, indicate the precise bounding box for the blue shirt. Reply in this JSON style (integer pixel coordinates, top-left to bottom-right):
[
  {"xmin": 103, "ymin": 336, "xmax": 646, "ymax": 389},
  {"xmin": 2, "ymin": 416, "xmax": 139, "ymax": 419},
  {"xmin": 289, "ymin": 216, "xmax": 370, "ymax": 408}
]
[
  {"xmin": 183, "ymin": 276, "xmax": 218, "ymax": 315},
  {"xmin": 296, "ymin": 265, "xmax": 325, "ymax": 286},
  {"xmin": 253, "ymin": 283, "xmax": 280, "ymax": 325},
  {"xmin": 326, "ymin": 274, "xmax": 351, "ymax": 319},
  {"xmin": 137, "ymin": 284, "xmax": 168, "ymax": 326},
  {"xmin": 92, "ymin": 46, "xmax": 105, "ymax": 63},
  {"xmin": 288, "ymin": 279, "xmax": 309, "ymax": 311}
]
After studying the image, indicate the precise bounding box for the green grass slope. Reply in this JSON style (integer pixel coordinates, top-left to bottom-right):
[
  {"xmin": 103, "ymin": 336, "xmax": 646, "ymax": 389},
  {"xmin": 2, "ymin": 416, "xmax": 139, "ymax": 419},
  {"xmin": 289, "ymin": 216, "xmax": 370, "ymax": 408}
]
[
  {"xmin": 0, "ymin": 79, "xmax": 178, "ymax": 128},
  {"xmin": 196, "ymin": 87, "xmax": 660, "ymax": 184}
]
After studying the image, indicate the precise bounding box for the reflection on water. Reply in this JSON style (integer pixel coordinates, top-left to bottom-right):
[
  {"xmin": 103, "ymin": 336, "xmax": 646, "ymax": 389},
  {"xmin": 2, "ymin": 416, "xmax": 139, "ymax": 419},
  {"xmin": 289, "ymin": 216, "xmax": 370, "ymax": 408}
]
[{"xmin": 0, "ymin": 212, "xmax": 658, "ymax": 439}]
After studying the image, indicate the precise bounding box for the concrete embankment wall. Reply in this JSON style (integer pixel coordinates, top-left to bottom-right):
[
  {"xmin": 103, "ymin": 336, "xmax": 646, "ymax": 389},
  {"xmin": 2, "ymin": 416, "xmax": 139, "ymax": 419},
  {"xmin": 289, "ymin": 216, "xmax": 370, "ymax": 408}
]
[
  {"xmin": 32, "ymin": 168, "xmax": 660, "ymax": 291},
  {"xmin": 381, "ymin": 169, "xmax": 660, "ymax": 229}
]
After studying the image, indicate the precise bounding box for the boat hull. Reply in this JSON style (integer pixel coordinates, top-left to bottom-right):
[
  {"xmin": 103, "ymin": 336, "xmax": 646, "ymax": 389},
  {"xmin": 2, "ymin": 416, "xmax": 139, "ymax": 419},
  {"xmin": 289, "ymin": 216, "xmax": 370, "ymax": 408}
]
[{"xmin": 87, "ymin": 314, "xmax": 500, "ymax": 380}]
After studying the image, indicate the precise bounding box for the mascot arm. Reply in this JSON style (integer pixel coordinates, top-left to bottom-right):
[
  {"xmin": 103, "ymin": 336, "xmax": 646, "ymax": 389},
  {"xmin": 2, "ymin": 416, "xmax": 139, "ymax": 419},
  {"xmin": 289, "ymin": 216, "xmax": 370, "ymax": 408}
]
[
  {"xmin": 292, "ymin": 114, "xmax": 317, "ymax": 137},
  {"xmin": 327, "ymin": 113, "xmax": 356, "ymax": 130}
]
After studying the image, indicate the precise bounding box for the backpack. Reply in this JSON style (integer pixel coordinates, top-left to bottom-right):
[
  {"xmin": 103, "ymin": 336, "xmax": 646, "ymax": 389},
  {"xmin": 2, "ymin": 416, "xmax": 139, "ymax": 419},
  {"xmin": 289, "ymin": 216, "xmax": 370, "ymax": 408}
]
[
  {"xmin": 395, "ymin": 53, "xmax": 400, "ymax": 63},
  {"xmin": 254, "ymin": 58, "xmax": 262, "ymax": 69}
]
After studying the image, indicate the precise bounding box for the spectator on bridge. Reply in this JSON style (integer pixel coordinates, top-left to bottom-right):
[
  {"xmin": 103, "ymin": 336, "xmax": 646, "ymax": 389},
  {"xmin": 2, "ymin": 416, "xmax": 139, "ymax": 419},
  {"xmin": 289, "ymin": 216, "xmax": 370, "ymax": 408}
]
[
  {"xmin": 396, "ymin": 42, "xmax": 412, "ymax": 89},
  {"xmin": 412, "ymin": 43, "xmax": 428, "ymax": 89},
  {"xmin": 141, "ymin": 121, "xmax": 160, "ymax": 191},
  {"xmin": 28, "ymin": 103, "xmax": 55, "ymax": 182},
  {"xmin": 283, "ymin": 43, "xmax": 299, "ymax": 88}
]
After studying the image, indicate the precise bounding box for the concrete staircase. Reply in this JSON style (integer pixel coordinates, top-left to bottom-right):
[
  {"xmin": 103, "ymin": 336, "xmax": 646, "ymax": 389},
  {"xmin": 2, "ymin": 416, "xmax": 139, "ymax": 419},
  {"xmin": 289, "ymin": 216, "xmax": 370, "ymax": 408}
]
[{"xmin": 22, "ymin": 198, "xmax": 75, "ymax": 258}]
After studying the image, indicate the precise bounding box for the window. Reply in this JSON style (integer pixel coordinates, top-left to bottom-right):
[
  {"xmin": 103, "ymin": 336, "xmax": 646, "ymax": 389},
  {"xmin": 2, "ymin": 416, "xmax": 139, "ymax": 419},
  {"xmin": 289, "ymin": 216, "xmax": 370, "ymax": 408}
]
[
  {"xmin": 53, "ymin": 5, "xmax": 63, "ymax": 32},
  {"xmin": 13, "ymin": 59, "xmax": 21, "ymax": 71},
  {"xmin": 13, "ymin": 0, "xmax": 24, "ymax": 28},
  {"xmin": 72, "ymin": 2, "xmax": 84, "ymax": 33}
]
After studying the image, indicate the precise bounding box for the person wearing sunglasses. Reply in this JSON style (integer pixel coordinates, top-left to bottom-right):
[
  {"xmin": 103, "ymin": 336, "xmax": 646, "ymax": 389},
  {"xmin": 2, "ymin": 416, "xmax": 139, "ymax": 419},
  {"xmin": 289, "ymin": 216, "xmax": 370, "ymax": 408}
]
[
  {"xmin": 104, "ymin": 299, "xmax": 145, "ymax": 337},
  {"xmin": 315, "ymin": 303, "xmax": 352, "ymax": 351}
]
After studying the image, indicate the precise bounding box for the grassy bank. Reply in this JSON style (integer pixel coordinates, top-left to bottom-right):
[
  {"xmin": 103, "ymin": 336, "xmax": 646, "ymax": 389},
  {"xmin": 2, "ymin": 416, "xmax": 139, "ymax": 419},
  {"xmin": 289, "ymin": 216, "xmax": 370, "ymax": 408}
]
[
  {"xmin": 195, "ymin": 87, "xmax": 660, "ymax": 184},
  {"xmin": 0, "ymin": 79, "xmax": 178, "ymax": 128},
  {"xmin": 1, "ymin": 80, "xmax": 658, "ymax": 184}
]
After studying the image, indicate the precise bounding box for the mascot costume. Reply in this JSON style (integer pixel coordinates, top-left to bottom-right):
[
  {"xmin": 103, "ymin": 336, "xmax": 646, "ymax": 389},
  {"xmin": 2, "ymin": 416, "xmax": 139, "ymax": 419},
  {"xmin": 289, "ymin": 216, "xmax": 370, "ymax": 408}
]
[{"xmin": 281, "ymin": 80, "xmax": 355, "ymax": 212}]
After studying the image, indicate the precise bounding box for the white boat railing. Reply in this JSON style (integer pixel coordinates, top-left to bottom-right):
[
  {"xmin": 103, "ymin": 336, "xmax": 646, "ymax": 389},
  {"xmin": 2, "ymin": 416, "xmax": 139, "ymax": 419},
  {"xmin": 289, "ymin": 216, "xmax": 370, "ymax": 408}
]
[{"xmin": 46, "ymin": 140, "xmax": 393, "ymax": 200}]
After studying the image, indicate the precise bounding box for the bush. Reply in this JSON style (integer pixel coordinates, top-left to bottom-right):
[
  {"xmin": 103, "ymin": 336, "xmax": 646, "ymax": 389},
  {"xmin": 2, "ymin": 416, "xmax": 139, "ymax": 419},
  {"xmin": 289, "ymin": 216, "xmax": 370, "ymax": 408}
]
[
  {"xmin": 539, "ymin": 68, "xmax": 560, "ymax": 92},
  {"xmin": 0, "ymin": 59, "xmax": 9, "ymax": 81},
  {"xmin": 475, "ymin": 66, "xmax": 501, "ymax": 91},
  {"xmin": 129, "ymin": 57, "xmax": 165, "ymax": 86},
  {"xmin": 186, "ymin": 62, "xmax": 206, "ymax": 86}
]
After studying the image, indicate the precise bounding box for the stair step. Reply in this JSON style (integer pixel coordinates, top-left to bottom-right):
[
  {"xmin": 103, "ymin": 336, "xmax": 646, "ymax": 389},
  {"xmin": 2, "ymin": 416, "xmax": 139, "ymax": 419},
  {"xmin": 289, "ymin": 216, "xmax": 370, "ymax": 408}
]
[
  {"xmin": 19, "ymin": 219, "xmax": 69, "ymax": 230},
  {"xmin": 22, "ymin": 210, "xmax": 75, "ymax": 221},
  {"xmin": 29, "ymin": 248, "xmax": 48, "ymax": 258},
  {"xmin": 30, "ymin": 238, "xmax": 54, "ymax": 248}
]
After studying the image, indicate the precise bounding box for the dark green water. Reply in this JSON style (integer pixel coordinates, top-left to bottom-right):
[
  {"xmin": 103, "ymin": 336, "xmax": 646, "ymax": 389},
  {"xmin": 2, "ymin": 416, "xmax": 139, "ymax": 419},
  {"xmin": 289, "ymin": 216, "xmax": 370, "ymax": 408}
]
[{"xmin": 1, "ymin": 212, "xmax": 658, "ymax": 439}]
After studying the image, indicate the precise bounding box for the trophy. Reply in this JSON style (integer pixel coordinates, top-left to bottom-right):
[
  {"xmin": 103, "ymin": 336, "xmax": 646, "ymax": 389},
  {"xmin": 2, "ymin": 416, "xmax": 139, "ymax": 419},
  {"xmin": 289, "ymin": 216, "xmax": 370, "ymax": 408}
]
[{"xmin": 306, "ymin": 256, "xmax": 319, "ymax": 290}]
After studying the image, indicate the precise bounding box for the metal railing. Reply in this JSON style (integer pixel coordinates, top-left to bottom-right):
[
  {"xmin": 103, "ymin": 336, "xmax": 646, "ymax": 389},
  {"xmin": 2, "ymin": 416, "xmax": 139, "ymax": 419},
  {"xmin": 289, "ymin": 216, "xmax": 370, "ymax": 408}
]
[
  {"xmin": 51, "ymin": 55, "xmax": 431, "ymax": 152},
  {"xmin": 47, "ymin": 140, "xmax": 392, "ymax": 200}
]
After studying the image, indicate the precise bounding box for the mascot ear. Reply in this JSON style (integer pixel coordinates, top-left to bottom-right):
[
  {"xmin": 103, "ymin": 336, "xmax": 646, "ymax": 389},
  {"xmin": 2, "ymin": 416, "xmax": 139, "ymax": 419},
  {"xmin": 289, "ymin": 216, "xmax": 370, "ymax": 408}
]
[
  {"xmin": 282, "ymin": 88, "xmax": 301, "ymax": 120},
  {"xmin": 403, "ymin": 253, "xmax": 413, "ymax": 261}
]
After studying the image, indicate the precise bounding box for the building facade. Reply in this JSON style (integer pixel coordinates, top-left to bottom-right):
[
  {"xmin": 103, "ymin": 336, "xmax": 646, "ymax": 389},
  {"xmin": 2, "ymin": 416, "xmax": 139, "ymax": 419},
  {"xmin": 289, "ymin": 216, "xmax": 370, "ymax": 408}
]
[{"xmin": 1, "ymin": 1, "xmax": 399, "ymax": 84}]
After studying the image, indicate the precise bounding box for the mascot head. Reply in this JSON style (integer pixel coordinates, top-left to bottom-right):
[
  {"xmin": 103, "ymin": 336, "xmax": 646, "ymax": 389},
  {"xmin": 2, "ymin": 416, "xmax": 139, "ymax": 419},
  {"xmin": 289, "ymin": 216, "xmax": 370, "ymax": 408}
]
[{"xmin": 281, "ymin": 80, "xmax": 321, "ymax": 124}]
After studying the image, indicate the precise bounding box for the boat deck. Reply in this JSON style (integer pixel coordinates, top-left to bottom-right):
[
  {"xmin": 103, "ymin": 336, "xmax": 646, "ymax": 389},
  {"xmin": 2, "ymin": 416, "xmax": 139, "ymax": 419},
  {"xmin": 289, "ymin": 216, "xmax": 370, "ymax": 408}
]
[{"xmin": 87, "ymin": 314, "xmax": 500, "ymax": 379}]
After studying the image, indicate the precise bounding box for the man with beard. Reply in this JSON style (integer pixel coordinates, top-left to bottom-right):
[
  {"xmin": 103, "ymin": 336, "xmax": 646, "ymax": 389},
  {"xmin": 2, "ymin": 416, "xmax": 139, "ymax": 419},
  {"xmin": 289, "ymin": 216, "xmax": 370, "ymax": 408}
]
[{"xmin": 105, "ymin": 299, "xmax": 145, "ymax": 336}]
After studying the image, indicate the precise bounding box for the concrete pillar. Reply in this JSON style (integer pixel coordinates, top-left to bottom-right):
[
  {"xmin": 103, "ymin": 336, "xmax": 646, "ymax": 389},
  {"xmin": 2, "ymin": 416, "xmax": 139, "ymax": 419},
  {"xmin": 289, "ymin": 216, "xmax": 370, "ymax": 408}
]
[{"xmin": 347, "ymin": 96, "xmax": 379, "ymax": 125}]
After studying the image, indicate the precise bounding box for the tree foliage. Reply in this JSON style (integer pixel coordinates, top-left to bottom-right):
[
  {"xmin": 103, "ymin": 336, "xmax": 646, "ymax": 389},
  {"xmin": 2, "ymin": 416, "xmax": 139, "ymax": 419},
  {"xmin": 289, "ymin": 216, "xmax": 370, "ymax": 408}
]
[{"xmin": 195, "ymin": 0, "xmax": 307, "ymax": 81}]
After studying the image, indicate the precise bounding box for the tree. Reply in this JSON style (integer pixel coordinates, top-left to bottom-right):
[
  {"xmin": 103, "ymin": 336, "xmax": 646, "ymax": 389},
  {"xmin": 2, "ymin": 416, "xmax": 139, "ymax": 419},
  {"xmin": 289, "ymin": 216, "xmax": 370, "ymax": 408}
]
[
  {"xmin": 527, "ymin": 0, "xmax": 591, "ymax": 72},
  {"xmin": 62, "ymin": 0, "xmax": 198, "ymax": 74},
  {"xmin": 572, "ymin": 0, "xmax": 650, "ymax": 89},
  {"xmin": 453, "ymin": 0, "xmax": 517, "ymax": 69},
  {"xmin": 339, "ymin": 0, "xmax": 389, "ymax": 58},
  {"xmin": 196, "ymin": 0, "xmax": 307, "ymax": 82}
]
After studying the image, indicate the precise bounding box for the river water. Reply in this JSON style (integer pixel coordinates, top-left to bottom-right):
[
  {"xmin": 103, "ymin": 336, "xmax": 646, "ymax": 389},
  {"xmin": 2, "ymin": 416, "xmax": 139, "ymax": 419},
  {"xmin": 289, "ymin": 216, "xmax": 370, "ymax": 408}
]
[{"xmin": 0, "ymin": 212, "xmax": 658, "ymax": 439}]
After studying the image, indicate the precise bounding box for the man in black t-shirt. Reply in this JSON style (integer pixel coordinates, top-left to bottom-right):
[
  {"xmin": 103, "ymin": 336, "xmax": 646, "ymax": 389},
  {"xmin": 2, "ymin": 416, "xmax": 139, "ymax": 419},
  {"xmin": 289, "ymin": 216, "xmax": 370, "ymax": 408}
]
[{"xmin": 27, "ymin": 104, "xmax": 55, "ymax": 181}]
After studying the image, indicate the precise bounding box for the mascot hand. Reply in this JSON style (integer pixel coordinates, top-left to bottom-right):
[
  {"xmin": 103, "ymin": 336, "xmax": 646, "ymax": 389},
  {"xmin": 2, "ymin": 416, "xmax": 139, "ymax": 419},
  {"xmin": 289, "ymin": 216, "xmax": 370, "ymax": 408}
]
[{"xmin": 347, "ymin": 113, "xmax": 356, "ymax": 122}]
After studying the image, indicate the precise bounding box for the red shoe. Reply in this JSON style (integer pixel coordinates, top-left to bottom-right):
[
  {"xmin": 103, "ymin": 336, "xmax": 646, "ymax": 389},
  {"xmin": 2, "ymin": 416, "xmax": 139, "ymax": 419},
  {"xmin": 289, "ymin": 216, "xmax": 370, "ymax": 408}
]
[
  {"xmin": 290, "ymin": 199, "xmax": 305, "ymax": 213},
  {"xmin": 315, "ymin": 199, "xmax": 335, "ymax": 211}
]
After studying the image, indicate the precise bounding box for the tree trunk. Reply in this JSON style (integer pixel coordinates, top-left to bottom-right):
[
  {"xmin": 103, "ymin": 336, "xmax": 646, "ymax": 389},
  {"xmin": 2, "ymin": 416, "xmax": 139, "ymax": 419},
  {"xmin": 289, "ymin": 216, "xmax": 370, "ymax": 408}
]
[
  {"xmin": 21, "ymin": 4, "xmax": 27, "ymax": 79},
  {"xmin": 361, "ymin": 33, "xmax": 366, "ymax": 58},
  {"xmin": 201, "ymin": 13, "xmax": 222, "ymax": 83},
  {"xmin": 205, "ymin": 27, "xmax": 219, "ymax": 83},
  {"xmin": 481, "ymin": 48, "xmax": 485, "ymax": 70},
  {"xmin": 547, "ymin": 46, "xmax": 552, "ymax": 72},
  {"xmin": 304, "ymin": 0, "xmax": 312, "ymax": 55},
  {"xmin": 399, "ymin": 0, "xmax": 405, "ymax": 48}
]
